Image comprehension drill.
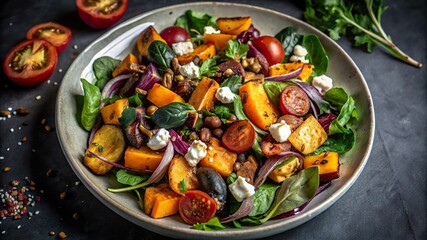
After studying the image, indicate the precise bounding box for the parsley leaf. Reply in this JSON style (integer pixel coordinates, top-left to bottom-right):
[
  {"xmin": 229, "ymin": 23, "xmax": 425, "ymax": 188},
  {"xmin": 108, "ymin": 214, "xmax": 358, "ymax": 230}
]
[
  {"xmin": 179, "ymin": 178, "xmax": 187, "ymax": 193},
  {"xmin": 225, "ymin": 40, "xmax": 249, "ymax": 61},
  {"xmin": 199, "ymin": 58, "xmax": 219, "ymax": 78}
]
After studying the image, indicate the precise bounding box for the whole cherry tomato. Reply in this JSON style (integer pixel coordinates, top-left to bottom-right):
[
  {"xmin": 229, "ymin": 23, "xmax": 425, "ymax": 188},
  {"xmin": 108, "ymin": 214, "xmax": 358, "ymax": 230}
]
[
  {"xmin": 222, "ymin": 120, "xmax": 256, "ymax": 153},
  {"xmin": 160, "ymin": 26, "xmax": 191, "ymax": 46},
  {"xmin": 178, "ymin": 190, "xmax": 217, "ymax": 225},
  {"xmin": 252, "ymin": 36, "xmax": 285, "ymax": 65}
]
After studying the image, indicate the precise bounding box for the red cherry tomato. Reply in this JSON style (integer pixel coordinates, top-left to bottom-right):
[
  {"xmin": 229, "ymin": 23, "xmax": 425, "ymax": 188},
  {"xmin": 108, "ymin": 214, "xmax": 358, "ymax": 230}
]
[
  {"xmin": 160, "ymin": 26, "xmax": 191, "ymax": 46},
  {"xmin": 3, "ymin": 39, "xmax": 58, "ymax": 86},
  {"xmin": 222, "ymin": 120, "xmax": 256, "ymax": 153},
  {"xmin": 178, "ymin": 190, "xmax": 217, "ymax": 225},
  {"xmin": 26, "ymin": 22, "xmax": 72, "ymax": 53},
  {"xmin": 279, "ymin": 86, "xmax": 310, "ymax": 117},
  {"xmin": 76, "ymin": 0, "xmax": 128, "ymax": 29},
  {"xmin": 252, "ymin": 36, "xmax": 284, "ymax": 65}
]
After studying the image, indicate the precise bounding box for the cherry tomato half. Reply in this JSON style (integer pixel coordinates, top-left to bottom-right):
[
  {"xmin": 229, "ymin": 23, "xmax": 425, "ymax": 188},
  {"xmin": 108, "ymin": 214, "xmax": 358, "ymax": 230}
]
[
  {"xmin": 160, "ymin": 26, "xmax": 191, "ymax": 46},
  {"xmin": 279, "ymin": 86, "xmax": 310, "ymax": 117},
  {"xmin": 252, "ymin": 36, "xmax": 284, "ymax": 66},
  {"xmin": 222, "ymin": 120, "xmax": 256, "ymax": 153},
  {"xmin": 26, "ymin": 22, "xmax": 72, "ymax": 53},
  {"xmin": 178, "ymin": 190, "xmax": 217, "ymax": 225},
  {"xmin": 3, "ymin": 39, "xmax": 58, "ymax": 86},
  {"xmin": 76, "ymin": 0, "xmax": 128, "ymax": 29}
]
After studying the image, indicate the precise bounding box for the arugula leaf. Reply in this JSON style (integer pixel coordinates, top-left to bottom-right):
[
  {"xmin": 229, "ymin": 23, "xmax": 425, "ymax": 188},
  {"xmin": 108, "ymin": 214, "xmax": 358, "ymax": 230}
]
[
  {"xmin": 193, "ymin": 217, "xmax": 225, "ymax": 231},
  {"xmin": 274, "ymin": 27, "xmax": 302, "ymax": 63},
  {"xmin": 328, "ymin": 94, "xmax": 358, "ymax": 135},
  {"xmin": 199, "ymin": 58, "xmax": 219, "ymax": 78},
  {"xmin": 221, "ymin": 75, "xmax": 242, "ymax": 94},
  {"xmin": 118, "ymin": 107, "xmax": 137, "ymax": 128},
  {"xmin": 225, "ymin": 40, "xmax": 249, "ymax": 61},
  {"xmin": 302, "ymin": 35, "xmax": 329, "ymax": 76},
  {"xmin": 115, "ymin": 169, "xmax": 149, "ymax": 186},
  {"xmin": 151, "ymin": 102, "xmax": 196, "ymax": 129},
  {"xmin": 93, "ymin": 56, "xmax": 121, "ymax": 90},
  {"xmin": 179, "ymin": 178, "xmax": 187, "ymax": 193},
  {"xmin": 303, "ymin": 0, "xmax": 422, "ymax": 68}
]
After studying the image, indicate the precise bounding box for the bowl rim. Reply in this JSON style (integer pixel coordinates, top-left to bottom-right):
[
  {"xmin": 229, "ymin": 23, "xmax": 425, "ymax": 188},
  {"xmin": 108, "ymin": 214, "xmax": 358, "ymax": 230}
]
[{"xmin": 55, "ymin": 2, "xmax": 375, "ymax": 239}]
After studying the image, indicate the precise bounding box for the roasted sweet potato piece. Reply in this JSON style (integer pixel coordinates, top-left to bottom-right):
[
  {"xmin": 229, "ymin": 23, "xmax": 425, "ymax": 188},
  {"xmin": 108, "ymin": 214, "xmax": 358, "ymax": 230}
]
[
  {"xmin": 239, "ymin": 81, "xmax": 279, "ymax": 130},
  {"xmin": 112, "ymin": 53, "xmax": 143, "ymax": 77},
  {"xmin": 199, "ymin": 138, "xmax": 237, "ymax": 177},
  {"xmin": 204, "ymin": 33, "xmax": 236, "ymax": 51},
  {"xmin": 288, "ymin": 115, "xmax": 328, "ymax": 155},
  {"xmin": 168, "ymin": 155, "xmax": 199, "ymax": 195},
  {"xmin": 146, "ymin": 83, "xmax": 185, "ymax": 107},
  {"xmin": 269, "ymin": 62, "xmax": 314, "ymax": 82},
  {"xmin": 124, "ymin": 146, "xmax": 164, "ymax": 172},
  {"xmin": 100, "ymin": 98, "xmax": 128, "ymax": 126},
  {"xmin": 217, "ymin": 16, "xmax": 252, "ymax": 35},
  {"xmin": 304, "ymin": 151, "xmax": 340, "ymax": 182},
  {"xmin": 177, "ymin": 44, "xmax": 216, "ymax": 65},
  {"xmin": 136, "ymin": 26, "xmax": 166, "ymax": 57},
  {"xmin": 144, "ymin": 185, "xmax": 181, "ymax": 218},
  {"xmin": 187, "ymin": 77, "xmax": 219, "ymax": 111},
  {"xmin": 83, "ymin": 125, "xmax": 125, "ymax": 175},
  {"xmin": 268, "ymin": 157, "xmax": 301, "ymax": 183}
]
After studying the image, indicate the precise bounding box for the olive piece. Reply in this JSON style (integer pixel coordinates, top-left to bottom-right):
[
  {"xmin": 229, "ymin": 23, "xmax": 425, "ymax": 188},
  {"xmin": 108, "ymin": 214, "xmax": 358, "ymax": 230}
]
[
  {"xmin": 204, "ymin": 116, "xmax": 222, "ymax": 129},
  {"xmin": 196, "ymin": 167, "xmax": 227, "ymax": 211}
]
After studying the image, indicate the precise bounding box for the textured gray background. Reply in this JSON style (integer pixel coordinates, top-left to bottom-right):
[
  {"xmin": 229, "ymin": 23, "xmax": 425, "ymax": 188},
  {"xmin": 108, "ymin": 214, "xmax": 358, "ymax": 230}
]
[{"xmin": 0, "ymin": 0, "xmax": 425, "ymax": 239}]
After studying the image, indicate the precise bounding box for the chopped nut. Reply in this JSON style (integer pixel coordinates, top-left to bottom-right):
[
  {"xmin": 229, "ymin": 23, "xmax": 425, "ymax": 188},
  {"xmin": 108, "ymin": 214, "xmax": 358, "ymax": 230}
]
[
  {"xmin": 162, "ymin": 69, "xmax": 174, "ymax": 89},
  {"xmin": 16, "ymin": 108, "xmax": 29, "ymax": 116},
  {"xmin": 223, "ymin": 68, "xmax": 234, "ymax": 77},
  {"xmin": 21, "ymin": 136, "xmax": 27, "ymax": 142},
  {"xmin": 189, "ymin": 132, "xmax": 198, "ymax": 141},
  {"xmin": 1, "ymin": 111, "xmax": 11, "ymax": 117},
  {"xmin": 72, "ymin": 212, "xmax": 79, "ymax": 220},
  {"xmin": 146, "ymin": 105, "xmax": 158, "ymax": 116},
  {"xmin": 138, "ymin": 125, "xmax": 153, "ymax": 137},
  {"xmin": 135, "ymin": 88, "xmax": 147, "ymax": 95},
  {"xmin": 3, "ymin": 167, "xmax": 11, "ymax": 172},
  {"xmin": 49, "ymin": 231, "xmax": 55, "ymax": 236},
  {"xmin": 171, "ymin": 57, "xmax": 180, "ymax": 74},
  {"xmin": 58, "ymin": 232, "xmax": 67, "ymax": 239},
  {"xmin": 59, "ymin": 192, "xmax": 67, "ymax": 200},
  {"xmin": 45, "ymin": 125, "xmax": 52, "ymax": 132}
]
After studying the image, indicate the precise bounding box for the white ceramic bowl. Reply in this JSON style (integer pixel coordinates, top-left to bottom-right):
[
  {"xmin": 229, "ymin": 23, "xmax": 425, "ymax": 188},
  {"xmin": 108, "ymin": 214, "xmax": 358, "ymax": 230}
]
[{"xmin": 56, "ymin": 2, "xmax": 375, "ymax": 239}]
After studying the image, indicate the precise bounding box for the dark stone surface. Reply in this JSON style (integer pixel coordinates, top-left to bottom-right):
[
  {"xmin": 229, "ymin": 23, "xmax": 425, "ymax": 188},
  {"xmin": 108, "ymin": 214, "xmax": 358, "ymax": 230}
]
[{"xmin": 0, "ymin": 0, "xmax": 425, "ymax": 239}]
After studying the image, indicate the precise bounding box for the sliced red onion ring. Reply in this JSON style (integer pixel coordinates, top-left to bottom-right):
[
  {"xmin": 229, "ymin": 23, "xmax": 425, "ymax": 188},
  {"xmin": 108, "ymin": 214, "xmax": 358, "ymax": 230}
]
[
  {"xmin": 291, "ymin": 80, "xmax": 330, "ymax": 116},
  {"xmin": 87, "ymin": 117, "xmax": 102, "ymax": 146},
  {"xmin": 147, "ymin": 141, "xmax": 174, "ymax": 183},
  {"xmin": 254, "ymin": 151, "xmax": 304, "ymax": 189},
  {"xmin": 100, "ymin": 74, "xmax": 132, "ymax": 107},
  {"xmin": 134, "ymin": 63, "xmax": 160, "ymax": 91},
  {"xmin": 88, "ymin": 150, "xmax": 153, "ymax": 174},
  {"xmin": 264, "ymin": 66, "xmax": 303, "ymax": 82},
  {"xmin": 220, "ymin": 196, "xmax": 254, "ymax": 223},
  {"xmin": 169, "ymin": 129, "xmax": 190, "ymax": 156}
]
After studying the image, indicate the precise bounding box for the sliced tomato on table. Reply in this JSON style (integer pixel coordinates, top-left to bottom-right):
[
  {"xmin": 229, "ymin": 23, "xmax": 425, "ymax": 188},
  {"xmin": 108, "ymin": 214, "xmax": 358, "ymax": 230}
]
[
  {"xmin": 76, "ymin": 0, "xmax": 128, "ymax": 29},
  {"xmin": 26, "ymin": 22, "xmax": 72, "ymax": 53},
  {"xmin": 3, "ymin": 39, "xmax": 58, "ymax": 86},
  {"xmin": 178, "ymin": 190, "xmax": 217, "ymax": 225},
  {"xmin": 222, "ymin": 120, "xmax": 256, "ymax": 153}
]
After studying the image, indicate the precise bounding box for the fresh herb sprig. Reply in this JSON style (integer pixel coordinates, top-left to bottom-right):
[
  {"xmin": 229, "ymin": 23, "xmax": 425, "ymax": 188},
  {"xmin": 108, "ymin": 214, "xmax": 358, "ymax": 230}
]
[{"xmin": 304, "ymin": 0, "xmax": 422, "ymax": 68}]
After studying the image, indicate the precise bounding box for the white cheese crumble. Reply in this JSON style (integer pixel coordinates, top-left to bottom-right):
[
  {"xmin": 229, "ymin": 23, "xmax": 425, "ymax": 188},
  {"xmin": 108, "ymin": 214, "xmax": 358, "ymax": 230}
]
[
  {"xmin": 229, "ymin": 176, "xmax": 255, "ymax": 202},
  {"xmin": 312, "ymin": 75, "xmax": 333, "ymax": 94},
  {"xmin": 290, "ymin": 44, "xmax": 309, "ymax": 63},
  {"xmin": 215, "ymin": 87, "xmax": 235, "ymax": 104},
  {"xmin": 179, "ymin": 62, "xmax": 200, "ymax": 79},
  {"xmin": 204, "ymin": 26, "xmax": 220, "ymax": 34},
  {"xmin": 185, "ymin": 140, "xmax": 207, "ymax": 167},
  {"xmin": 172, "ymin": 41, "xmax": 194, "ymax": 56},
  {"xmin": 269, "ymin": 120, "xmax": 292, "ymax": 143},
  {"xmin": 147, "ymin": 128, "xmax": 170, "ymax": 150}
]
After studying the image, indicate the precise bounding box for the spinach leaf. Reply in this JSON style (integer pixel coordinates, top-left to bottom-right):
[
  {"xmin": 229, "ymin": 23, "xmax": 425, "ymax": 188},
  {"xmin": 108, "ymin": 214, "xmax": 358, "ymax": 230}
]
[
  {"xmin": 263, "ymin": 81, "xmax": 293, "ymax": 107},
  {"xmin": 93, "ymin": 56, "xmax": 121, "ymax": 90},
  {"xmin": 221, "ymin": 75, "xmax": 242, "ymax": 94},
  {"xmin": 193, "ymin": 217, "xmax": 225, "ymax": 231},
  {"xmin": 249, "ymin": 183, "xmax": 280, "ymax": 217},
  {"xmin": 328, "ymin": 95, "xmax": 358, "ymax": 135},
  {"xmin": 116, "ymin": 169, "xmax": 149, "ymax": 186},
  {"xmin": 260, "ymin": 166, "xmax": 319, "ymax": 222},
  {"xmin": 274, "ymin": 27, "xmax": 302, "ymax": 63},
  {"xmin": 128, "ymin": 93, "xmax": 144, "ymax": 107},
  {"xmin": 147, "ymin": 40, "xmax": 176, "ymax": 75},
  {"xmin": 175, "ymin": 10, "xmax": 217, "ymax": 39},
  {"xmin": 311, "ymin": 130, "xmax": 355, "ymax": 155},
  {"xmin": 302, "ymin": 35, "xmax": 328, "ymax": 76},
  {"xmin": 103, "ymin": 95, "xmax": 122, "ymax": 105},
  {"xmin": 151, "ymin": 102, "xmax": 196, "ymax": 129},
  {"xmin": 225, "ymin": 40, "xmax": 249, "ymax": 61},
  {"xmin": 80, "ymin": 78, "xmax": 101, "ymax": 131},
  {"xmin": 119, "ymin": 107, "xmax": 136, "ymax": 128},
  {"xmin": 199, "ymin": 58, "xmax": 219, "ymax": 78},
  {"xmin": 324, "ymin": 87, "xmax": 348, "ymax": 111}
]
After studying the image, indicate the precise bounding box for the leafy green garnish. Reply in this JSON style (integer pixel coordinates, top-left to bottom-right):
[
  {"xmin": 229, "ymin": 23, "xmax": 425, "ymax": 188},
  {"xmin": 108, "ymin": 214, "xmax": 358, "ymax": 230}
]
[
  {"xmin": 301, "ymin": 35, "xmax": 328, "ymax": 76},
  {"xmin": 128, "ymin": 93, "xmax": 144, "ymax": 107},
  {"xmin": 311, "ymin": 130, "xmax": 355, "ymax": 155},
  {"xmin": 118, "ymin": 107, "xmax": 136, "ymax": 128},
  {"xmin": 80, "ymin": 78, "xmax": 101, "ymax": 131},
  {"xmin": 324, "ymin": 88, "xmax": 358, "ymax": 135},
  {"xmin": 199, "ymin": 58, "xmax": 219, "ymax": 78},
  {"xmin": 225, "ymin": 40, "xmax": 249, "ymax": 61},
  {"xmin": 92, "ymin": 56, "xmax": 121, "ymax": 90},
  {"xmin": 214, "ymin": 104, "xmax": 232, "ymax": 124},
  {"xmin": 274, "ymin": 27, "xmax": 302, "ymax": 63},
  {"xmin": 193, "ymin": 217, "xmax": 225, "ymax": 231},
  {"xmin": 179, "ymin": 178, "xmax": 187, "ymax": 193},
  {"xmin": 151, "ymin": 102, "xmax": 196, "ymax": 129},
  {"xmin": 147, "ymin": 40, "xmax": 176, "ymax": 75},
  {"xmin": 115, "ymin": 169, "xmax": 149, "ymax": 186},
  {"xmin": 303, "ymin": 0, "xmax": 421, "ymax": 68},
  {"xmin": 220, "ymin": 75, "xmax": 242, "ymax": 94},
  {"xmin": 175, "ymin": 10, "xmax": 217, "ymax": 42},
  {"xmin": 102, "ymin": 95, "xmax": 122, "ymax": 104}
]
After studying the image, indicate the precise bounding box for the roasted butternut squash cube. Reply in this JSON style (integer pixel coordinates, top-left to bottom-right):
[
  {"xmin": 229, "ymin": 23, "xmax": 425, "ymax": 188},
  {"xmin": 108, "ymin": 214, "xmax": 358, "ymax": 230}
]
[
  {"xmin": 112, "ymin": 53, "xmax": 140, "ymax": 77},
  {"xmin": 268, "ymin": 157, "xmax": 301, "ymax": 183},
  {"xmin": 177, "ymin": 44, "xmax": 216, "ymax": 65},
  {"xmin": 100, "ymin": 98, "xmax": 128, "ymax": 125},
  {"xmin": 216, "ymin": 16, "xmax": 252, "ymax": 35},
  {"xmin": 147, "ymin": 83, "xmax": 185, "ymax": 107},
  {"xmin": 124, "ymin": 146, "xmax": 164, "ymax": 172},
  {"xmin": 187, "ymin": 77, "xmax": 219, "ymax": 111},
  {"xmin": 204, "ymin": 33, "xmax": 236, "ymax": 51},
  {"xmin": 304, "ymin": 151, "xmax": 339, "ymax": 182},
  {"xmin": 168, "ymin": 155, "xmax": 199, "ymax": 195},
  {"xmin": 200, "ymin": 138, "xmax": 237, "ymax": 177},
  {"xmin": 136, "ymin": 26, "xmax": 166, "ymax": 57},
  {"xmin": 288, "ymin": 115, "xmax": 328, "ymax": 155},
  {"xmin": 144, "ymin": 185, "xmax": 181, "ymax": 219},
  {"xmin": 268, "ymin": 62, "xmax": 314, "ymax": 82}
]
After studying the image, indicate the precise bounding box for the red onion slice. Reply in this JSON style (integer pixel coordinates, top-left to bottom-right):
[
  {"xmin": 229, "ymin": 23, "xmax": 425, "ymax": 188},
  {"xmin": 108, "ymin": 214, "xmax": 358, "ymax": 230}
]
[
  {"xmin": 87, "ymin": 117, "xmax": 102, "ymax": 146},
  {"xmin": 169, "ymin": 129, "xmax": 190, "ymax": 156},
  {"xmin": 100, "ymin": 74, "xmax": 132, "ymax": 107},
  {"xmin": 134, "ymin": 63, "xmax": 160, "ymax": 91},
  {"xmin": 220, "ymin": 196, "xmax": 254, "ymax": 223},
  {"xmin": 88, "ymin": 150, "xmax": 153, "ymax": 174},
  {"xmin": 292, "ymin": 80, "xmax": 330, "ymax": 116},
  {"xmin": 264, "ymin": 66, "xmax": 303, "ymax": 82},
  {"xmin": 147, "ymin": 141, "xmax": 174, "ymax": 184},
  {"xmin": 247, "ymin": 44, "xmax": 269, "ymax": 76}
]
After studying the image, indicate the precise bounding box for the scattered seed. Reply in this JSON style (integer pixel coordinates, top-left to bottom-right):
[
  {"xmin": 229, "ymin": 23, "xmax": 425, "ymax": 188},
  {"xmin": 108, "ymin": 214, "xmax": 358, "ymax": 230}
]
[
  {"xmin": 58, "ymin": 69, "xmax": 63, "ymax": 73},
  {"xmin": 3, "ymin": 167, "xmax": 11, "ymax": 172},
  {"xmin": 35, "ymin": 95, "xmax": 41, "ymax": 100},
  {"xmin": 32, "ymin": 149, "xmax": 36, "ymax": 153},
  {"xmin": 16, "ymin": 108, "xmax": 29, "ymax": 116},
  {"xmin": 73, "ymin": 45, "xmax": 78, "ymax": 49},
  {"xmin": 35, "ymin": 211, "xmax": 40, "ymax": 215},
  {"xmin": 54, "ymin": 82, "xmax": 58, "ymax": 86},
  {"xmin": 1, "ymin": 230, "xmax": 5, "ymax": 234},
  {"xmin": 59, "ymin": 192, "xmax": 66, "ymax": 200},
  {"xmin": 46, "ymin": 169, "xmax": 53, "ymax": 177},
  {"xmin": 0, "ymin": 156, "xmax": 4, "ymax": 160},
  {"xmin": 72, "ymin": 212, "xmax": 79, "ymax": 220},
  {"xmin": 17, "ymin": 142, "xmax": 22, "ymax": 146},
  {"xmin": 74, "ymin": 181, "xmax": 80, "ymax": 186},
  {"xmin": 49, "ymin": 231, "xmax": 55, "ymax": 236},
  {"xmin": 1, "ymin": 111, "xmax": 10, "ymax": 117},
  {"xmin": 41, "ymin": 118, "xmax": 47, "ymax": 125},
  {"xmin": 21, "ymin": 136, "xmax": 27, "ymax": 142},
  {"xmin": 58, "ymin": 231, "xmax": 67, "ymax": 239},
  {"xmin": 16, "ymin": 225, "xmax": 21, "ymax": 229},
  {"xmin": 44, "ymin": 125, "xmax": 52, "ymax": 132},
  {"xmin": 10, "ymin": 180, "xmax": 20, "ymax": 187}
]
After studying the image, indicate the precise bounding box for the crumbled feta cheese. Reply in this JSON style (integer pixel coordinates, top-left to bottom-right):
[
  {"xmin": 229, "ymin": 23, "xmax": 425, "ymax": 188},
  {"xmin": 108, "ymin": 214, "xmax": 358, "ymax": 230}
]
[
  {"xmin": 204, "ymin": 26, "xmax": 220, "ymax": 34},
  {"xmin": 185, "ymin": 140, "xmax": 207, "ymax": 167},
  {"xmin": 172, "ymin": 41, "xmax": 194, "ymax": 56},
  {"xmin": 269, "ymin": 120, "xmax": 292, "ymax": 143},
  {"xmin": 179, "ymin": 62, "xmax": 200, "ymax": 79},
  {"xmin": 289, "ymin": 55, "xmax": 309, "ymax": 63},
  {"xmin": 312, "ymin": 75, "xmax": 333, "ymax": 94},
  {"xmin": 293, "ymin": 45, "xmax": 308, "ymax": 57},
  {"xmin": 215, "ymin": 87, "xmax": 235, "ymax": 104},
  {"xmin": 229, "ymin": 176, "xmax": 255, "ymax": 202},
  {"xmin": 147, "ymin": 128, "xmax": 170, "ymax": 150}
]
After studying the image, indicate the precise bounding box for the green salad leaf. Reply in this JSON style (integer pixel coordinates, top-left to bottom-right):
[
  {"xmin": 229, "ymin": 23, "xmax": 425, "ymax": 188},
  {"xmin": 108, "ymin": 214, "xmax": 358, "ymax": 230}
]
[
  {"xmin": 193, "ymin": 217, "xmax": 225, "ymax": 231},
  {"xmin": 93, "ymin": 56, "xmax": 121, "ymax": 90},
  {"xmin": 80, "ymin": 78, "xmax": 101, "ymax": 131},
  {"xmin": 151, "ymin": 102, "xmax": 196, "ymax": 129},
  {"xmin": 275, "ymin": 27, "xmax": 302, "ymax": 63}
]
